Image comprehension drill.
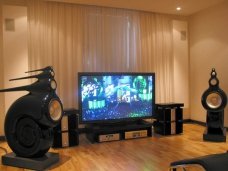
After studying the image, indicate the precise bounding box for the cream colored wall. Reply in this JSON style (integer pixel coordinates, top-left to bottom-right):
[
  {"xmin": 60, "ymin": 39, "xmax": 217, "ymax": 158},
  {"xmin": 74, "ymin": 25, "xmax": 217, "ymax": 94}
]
[
  {"xmin": 0, "ymin": 5, "xmax": 28, "ymax": 135},
  {"xmin": 173, "ymin": 20, "xmax": 189, "ymax": 119},
  {"xmin": 189, "ymin": 1, "xmax": 228, "ymax": 125}
]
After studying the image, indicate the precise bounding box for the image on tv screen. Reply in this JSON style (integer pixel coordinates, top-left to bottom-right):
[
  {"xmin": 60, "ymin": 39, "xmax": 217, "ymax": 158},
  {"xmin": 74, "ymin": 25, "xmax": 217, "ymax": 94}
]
[{"xmin": 79, "ymin": 73, "xmax": 154, "ymax": 122}]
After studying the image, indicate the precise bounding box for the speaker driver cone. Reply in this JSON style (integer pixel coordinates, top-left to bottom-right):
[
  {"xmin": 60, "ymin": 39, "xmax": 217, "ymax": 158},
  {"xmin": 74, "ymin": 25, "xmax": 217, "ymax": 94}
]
[
  {"xmin": 210, "ymin": 78, "xmax": 218, "ymax": 86},
  {"xmin": 206, "ymin": 92, "xmax": 222, "ymax": 109},
  {"xmin": 49, "ymin": 99, "xmax": 62, "ymax": 122}
]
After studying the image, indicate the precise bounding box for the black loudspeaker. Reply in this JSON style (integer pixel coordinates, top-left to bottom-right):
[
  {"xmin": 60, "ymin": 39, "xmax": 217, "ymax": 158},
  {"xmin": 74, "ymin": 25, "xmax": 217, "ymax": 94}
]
[
  {"xmin": 52, "ymin": 109, "xmax": 79, "ymax": 148},
  {"xmin": 0, "ymin": 66, "xmax": 63, "ymax": 157},
  {"xmin": 0, "ymin": 66, "xmax": 62, "ymax": 170},
  {"xmin": 201, "ymin": 68, "xmax": 227, "ymax": 142}
]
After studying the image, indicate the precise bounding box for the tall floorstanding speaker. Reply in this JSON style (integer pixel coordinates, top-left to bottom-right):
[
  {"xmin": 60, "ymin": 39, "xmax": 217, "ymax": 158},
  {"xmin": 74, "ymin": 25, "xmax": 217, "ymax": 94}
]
[{"xmin": 201, "ymin": 68, "xmax": 227, "ymax": 142}]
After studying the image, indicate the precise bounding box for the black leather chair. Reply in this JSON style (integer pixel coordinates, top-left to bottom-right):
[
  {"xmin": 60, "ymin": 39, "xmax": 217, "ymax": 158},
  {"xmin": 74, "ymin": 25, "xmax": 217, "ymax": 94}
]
[{"xmin": 170, "ymin": 152, "xmax": 228, "ymax": 171}]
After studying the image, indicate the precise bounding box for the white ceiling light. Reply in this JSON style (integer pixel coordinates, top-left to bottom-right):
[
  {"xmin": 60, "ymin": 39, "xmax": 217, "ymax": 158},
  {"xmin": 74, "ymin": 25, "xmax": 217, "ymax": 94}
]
[{"xmin": 176, "ymin": 7, "xmax": 182, "ymax": 11}]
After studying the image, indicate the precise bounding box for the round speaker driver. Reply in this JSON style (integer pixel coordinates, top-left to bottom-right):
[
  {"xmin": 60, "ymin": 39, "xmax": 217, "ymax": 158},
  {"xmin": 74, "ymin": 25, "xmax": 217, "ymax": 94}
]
[
  {"xmin": 210, "ymin": 78, "xmax": 218, "ymax": 86},
  {"xmin": 206, "ymin": 92, "xmax": 222, "ymax": 109}
]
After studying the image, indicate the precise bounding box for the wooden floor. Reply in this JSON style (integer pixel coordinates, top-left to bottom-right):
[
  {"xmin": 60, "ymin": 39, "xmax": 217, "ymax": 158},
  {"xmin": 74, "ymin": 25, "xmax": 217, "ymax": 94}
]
[{"xmin": 0, "ymin": 123, "xmax": 228, "ymax": 171}]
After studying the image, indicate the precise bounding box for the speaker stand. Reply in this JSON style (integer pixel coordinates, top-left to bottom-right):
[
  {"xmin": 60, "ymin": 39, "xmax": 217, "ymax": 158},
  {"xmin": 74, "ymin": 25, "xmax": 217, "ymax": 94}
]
[
  {"xmin": 203, "ymin": 128, "xmax": 226, "ymax": 142},
  {"xmin": 2, "ymin": 152, "xmax": 59, "ymax": 170}
]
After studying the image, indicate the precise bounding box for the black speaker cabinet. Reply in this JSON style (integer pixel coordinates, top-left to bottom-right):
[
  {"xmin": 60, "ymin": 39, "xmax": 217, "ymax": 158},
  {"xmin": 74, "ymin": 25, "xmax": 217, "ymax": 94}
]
[
  {"xmin": 154, "ymin": 103, "xmax": 184, "ymax": 135},
  {"xmin": 154, "ymin": 121, "xmax": 183, "ymax": 135},
  {"xmin": 0, "ymin": 66, "xmax": 62, "ymax": 170},
  {"xmin": 0, "ymin": 66, "xmax": 63, "ymax": 158},
  {"xmin": 53, "ymin": 130, "xmax": 79, "ymax": 148},
  {"xmin": 53, "ymin": 108, "xmax": 79, "ymax": 147},
  {"xmin": 201, "ymin": 68, "xmax": 227, "ymax": 142}
]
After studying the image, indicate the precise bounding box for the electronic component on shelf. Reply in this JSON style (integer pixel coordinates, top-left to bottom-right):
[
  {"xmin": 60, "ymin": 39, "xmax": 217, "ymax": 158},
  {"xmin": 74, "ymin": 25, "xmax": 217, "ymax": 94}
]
[
  {"xmin": 98, "ymin": 133, "xmax": 120, "ymax": 142},
  {"xmin": 125, "ymin": 130, "xmax": 148, "ymax": 139},
  {"xmin": 85, "ymin": 120, "xmax": 153, "ymax": 143}
]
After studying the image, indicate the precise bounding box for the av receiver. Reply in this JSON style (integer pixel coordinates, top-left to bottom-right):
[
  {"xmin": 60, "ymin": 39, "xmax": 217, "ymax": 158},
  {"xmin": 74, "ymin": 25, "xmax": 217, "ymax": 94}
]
[
  {"xmin": 98, "ymin": 133, "xmax": 120, "ymax": 142},
  {"xmin": 125, "ymin": 130, "xmax": 148, "ymax": 139}
]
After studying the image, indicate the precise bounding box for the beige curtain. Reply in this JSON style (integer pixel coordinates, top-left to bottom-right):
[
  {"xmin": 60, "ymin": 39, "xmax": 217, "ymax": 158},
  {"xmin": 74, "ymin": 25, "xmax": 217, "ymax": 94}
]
[
  {"xmin": 139, "ymin": 13, "xmax": 174, "ymax": 102},
  {"xmin": 27, "ymin": 0, "xmax": 174, "ymax": 108}
]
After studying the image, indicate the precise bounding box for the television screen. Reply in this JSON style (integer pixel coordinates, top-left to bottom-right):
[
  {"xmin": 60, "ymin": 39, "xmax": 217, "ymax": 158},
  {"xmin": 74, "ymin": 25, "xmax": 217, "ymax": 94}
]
[{"xmin": 78, "ymin": 72, "xmax": 155, "ymax": 123}]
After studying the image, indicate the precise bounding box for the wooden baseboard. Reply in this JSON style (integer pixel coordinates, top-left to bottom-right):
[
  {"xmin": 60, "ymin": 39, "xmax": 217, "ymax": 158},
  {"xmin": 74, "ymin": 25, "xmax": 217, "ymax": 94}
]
[
  {"xmin": 183, "ymin": 119, "xmax": 192, "ymax": 123},
  {"xmin": 183, "ymin": 119, "xmax": 228, "ymax": 130},
  {"xmin": 183, "ymin": 119, "xmax": 206, "ymax": 126},
  {"xmin": 78, "ymin": 128, "xmax": 87, "ymax": 134},
  {"xmin": 0, "ymin": 136, "xmax": 6, "ymax": 141}
]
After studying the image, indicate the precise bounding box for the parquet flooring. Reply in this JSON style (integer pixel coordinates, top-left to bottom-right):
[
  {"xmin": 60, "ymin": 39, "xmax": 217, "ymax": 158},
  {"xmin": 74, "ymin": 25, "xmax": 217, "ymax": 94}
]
[{"xmin": 0, "ymin": 123, "xmax": 227, "ymax": 171}]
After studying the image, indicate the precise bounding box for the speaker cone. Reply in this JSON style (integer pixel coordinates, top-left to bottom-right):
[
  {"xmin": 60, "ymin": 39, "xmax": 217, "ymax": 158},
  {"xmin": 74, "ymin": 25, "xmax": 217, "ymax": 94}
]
[
  {"xmin": 210, "ymin": 78, "xmax": 218, "ymax": 86},
  {"xmin": 49, "ymin": 99, "xmax": 62, "ymax": 122},
  {"xmin": 206, "ymin": 92, "xmax": 222, "ymax": 109}
]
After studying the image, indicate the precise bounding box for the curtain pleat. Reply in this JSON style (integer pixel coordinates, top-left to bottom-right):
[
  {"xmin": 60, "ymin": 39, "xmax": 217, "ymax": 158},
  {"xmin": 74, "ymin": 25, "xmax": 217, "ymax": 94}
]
[
  {"xmin": 139, "ymin": 13, "xmax": 174, "ymax": 102},
  {"xmin": 27, "ymin": 0, "xmax": 174, "ymax": 108}
]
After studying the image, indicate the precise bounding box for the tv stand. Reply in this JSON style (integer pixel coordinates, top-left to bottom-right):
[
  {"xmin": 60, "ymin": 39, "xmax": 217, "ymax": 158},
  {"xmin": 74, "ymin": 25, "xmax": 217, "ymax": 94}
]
[{"xmin": 85, "ymin": 120, "xmax": 152, "ymax": 143}]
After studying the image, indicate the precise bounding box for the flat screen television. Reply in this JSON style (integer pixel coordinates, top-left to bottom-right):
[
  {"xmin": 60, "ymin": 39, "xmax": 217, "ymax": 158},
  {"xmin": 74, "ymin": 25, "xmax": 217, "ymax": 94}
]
[{"xmin": 78, "ymin": 72, "xmax": 155, "ymax": 124}]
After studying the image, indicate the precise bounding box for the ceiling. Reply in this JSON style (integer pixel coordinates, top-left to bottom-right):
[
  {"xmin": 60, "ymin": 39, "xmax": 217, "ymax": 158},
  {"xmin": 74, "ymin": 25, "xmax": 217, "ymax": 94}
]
[{"xmin": 46, "ymin": 0, "xmax": 225, "ymax": 16}]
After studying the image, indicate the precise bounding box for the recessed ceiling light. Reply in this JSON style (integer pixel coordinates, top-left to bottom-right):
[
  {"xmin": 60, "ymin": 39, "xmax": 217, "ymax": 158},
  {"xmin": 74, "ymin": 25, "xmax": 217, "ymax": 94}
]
[{"xmin": 176, "ymin": 7, "xmax": 182, "ymax": 11}]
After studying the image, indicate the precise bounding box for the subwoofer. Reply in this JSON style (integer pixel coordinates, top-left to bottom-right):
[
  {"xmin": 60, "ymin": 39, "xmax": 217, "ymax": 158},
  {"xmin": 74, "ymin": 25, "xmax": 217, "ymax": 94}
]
[{"xmin": 201, "ymin": 68, "xmax": 227, "ymax": 142}]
